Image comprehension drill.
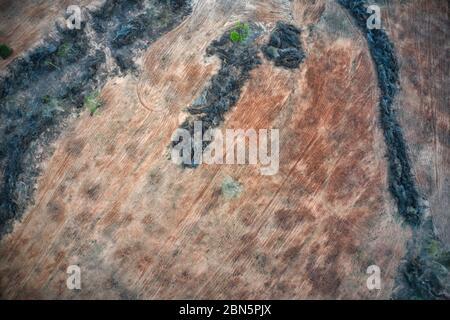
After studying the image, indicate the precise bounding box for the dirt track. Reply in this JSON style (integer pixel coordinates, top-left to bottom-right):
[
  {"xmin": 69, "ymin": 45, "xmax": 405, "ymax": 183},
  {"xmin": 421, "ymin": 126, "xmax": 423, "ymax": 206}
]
[{"xmin": 0, "ymin": 0, "xmax": 448, "ymax": 299}]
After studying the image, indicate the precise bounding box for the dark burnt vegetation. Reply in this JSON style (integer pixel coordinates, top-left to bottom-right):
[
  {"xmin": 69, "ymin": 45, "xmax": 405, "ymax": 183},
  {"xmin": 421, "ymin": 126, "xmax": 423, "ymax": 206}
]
[
  {"xmin": 92, "ymin": 0, "xmax": 191, "ymax": 72},
  {"xmin": 262, "ymin": 22, "xmax": 305, "ymax": 69},
  {"xmin": 339, "ymin": 0, "xmax": 449, "ymax": 300},
  {"xmin": 0, "ymin": 28, "xmax": 105, "ymax": 236},
  {"xmin": 0, "ymin": 0, "xmax": 192, "ymax": 236},
  {"xmin": 338, "ymin": 0, "xmax": 422, "ymax": 226},
  {"xmin": 394, "ymin": 219, "xmax": 450, "ymax": 299},
  {"xmin": 173, "ymin": 23, "xmax": 262, "ymax": 167}
]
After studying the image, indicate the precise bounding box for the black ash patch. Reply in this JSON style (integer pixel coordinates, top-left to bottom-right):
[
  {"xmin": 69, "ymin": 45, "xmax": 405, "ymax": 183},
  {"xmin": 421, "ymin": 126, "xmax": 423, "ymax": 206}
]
[
  {"xmin": 393, "ymin": 218, "xmax": 450, "ymax": 300},
  {"xmin": 338, "ymin": 0, "xmax": 422, "ymax": 226},
  {"xmin": 262, "ymin": 22, "xmax": 305, "ymax": 69}
]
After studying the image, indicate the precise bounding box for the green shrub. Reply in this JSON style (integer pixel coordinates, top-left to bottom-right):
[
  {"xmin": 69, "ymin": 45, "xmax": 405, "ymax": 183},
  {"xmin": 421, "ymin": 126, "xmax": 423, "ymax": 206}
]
[
  {"xmin": 229, "ymin": 22, "xmax": 250, "ymax": 43},
  {"xmin": 84, "ymin": 91, "xmax": 103, "ymax": 116},
  {"xmin": 0, "ymin": 44, "xmax": 13, "ymax": 59},
  {"xmin": 221, "ymin": 176, "xmax": 243, "ymax": 199},
  {"xmin": 426, "ymin": 239, "xmax": 441, "ymax": 258}
]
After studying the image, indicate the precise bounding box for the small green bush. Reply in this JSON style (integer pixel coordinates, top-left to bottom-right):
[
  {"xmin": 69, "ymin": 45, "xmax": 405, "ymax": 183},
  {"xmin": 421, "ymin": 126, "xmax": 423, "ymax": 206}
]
[
  {"xmin": 221, "ymin": 176, "xmax": 243, "ymax": 199},
  {"xmin": 84, "ymin": 91, "xmax": 103, "ymax": 116},
  {"xmin": 230, "ymin": 31, "xmax": 241, "ymax": 42},
  {"xmin": 229, "ymin": 22, "xmax": 250, "ymax": 43},
  {"xmin": 0, "ymin": 44, "xmax": 13, "ymax": 59}
]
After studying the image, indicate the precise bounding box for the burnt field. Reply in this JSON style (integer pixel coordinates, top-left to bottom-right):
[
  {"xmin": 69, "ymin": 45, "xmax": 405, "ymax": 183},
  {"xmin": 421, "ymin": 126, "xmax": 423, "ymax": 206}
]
[
  {"xmin": 0, "ymin": 0, "xmax": 191, "ymax": 235},
  {"xmin": 0, "ymin": 0, "xmax": 448, "ymax": 299}
]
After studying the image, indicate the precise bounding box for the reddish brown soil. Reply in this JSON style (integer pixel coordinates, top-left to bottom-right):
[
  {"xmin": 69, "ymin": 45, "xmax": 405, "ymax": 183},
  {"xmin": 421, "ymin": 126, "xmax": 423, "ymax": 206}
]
[{"xmin": 0, "ymin": 0, "xmax": 447, "ymax": 299}]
